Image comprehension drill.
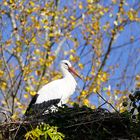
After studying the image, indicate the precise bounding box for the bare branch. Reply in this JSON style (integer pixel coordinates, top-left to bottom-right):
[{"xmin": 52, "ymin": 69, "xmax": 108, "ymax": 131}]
[
  {"xmin": 96, "ymin": 91, "xmax": 119, "ymax": 113},
  {"xmin": 9, "ymin": 10, "xmax": 20, "ymax": 41}
]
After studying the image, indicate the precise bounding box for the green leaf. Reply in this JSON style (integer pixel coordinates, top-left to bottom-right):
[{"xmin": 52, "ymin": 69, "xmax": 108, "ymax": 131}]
[{"xmin": 25, "ymin": 124, "xmax": 64, "ymax": 140}]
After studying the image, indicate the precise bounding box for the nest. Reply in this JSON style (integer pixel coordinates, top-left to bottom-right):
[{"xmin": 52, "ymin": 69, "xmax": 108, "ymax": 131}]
[{"xmin": 0, "ymin": 104, "xmax": 140, "ymax": 140}]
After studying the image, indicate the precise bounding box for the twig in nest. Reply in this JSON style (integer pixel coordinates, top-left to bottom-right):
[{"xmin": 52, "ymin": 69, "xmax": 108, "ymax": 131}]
[{"xmin": 0, "ymin": 111, "xmax": 11, "ymax": 122}]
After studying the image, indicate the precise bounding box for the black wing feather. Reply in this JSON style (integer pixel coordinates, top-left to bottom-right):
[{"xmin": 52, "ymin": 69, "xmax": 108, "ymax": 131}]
[
  {"xmin": 24, "ymin": 94, "xmax": 39, "ymax": 116},
  {"xmin": 32, "ymin": 99, "xmax": 60, "ymax": 114},
  {"xmin": 24, "ymin": 94, "xmax": 61, "ymax": 116}
]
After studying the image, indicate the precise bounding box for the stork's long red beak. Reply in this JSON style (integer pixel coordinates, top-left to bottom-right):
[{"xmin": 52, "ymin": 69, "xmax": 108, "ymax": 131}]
[{"xmin": 68, "ymin": 67, "xmax": 82, "ymax": 80}]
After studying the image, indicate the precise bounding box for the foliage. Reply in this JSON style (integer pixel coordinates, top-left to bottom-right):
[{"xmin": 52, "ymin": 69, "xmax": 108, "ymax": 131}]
[{"xmin": 25, "ymin": 123, "xmax": 64, "ymax": 140}]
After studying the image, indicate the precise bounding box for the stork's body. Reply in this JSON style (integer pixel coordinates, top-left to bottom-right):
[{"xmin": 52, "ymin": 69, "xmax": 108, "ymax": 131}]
[
  {"xmin": 25, "ymin": 60, "xmax": 81, "ymax": 116},
  {"xmin": 36, "ymin": 75, "xmax": 76, "ymax": 105}
]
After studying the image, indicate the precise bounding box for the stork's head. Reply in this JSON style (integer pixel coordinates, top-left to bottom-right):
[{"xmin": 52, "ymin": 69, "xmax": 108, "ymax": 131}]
[{"xmin": 60, "ymin": 60, "xmax": 81, "ymax": 79}]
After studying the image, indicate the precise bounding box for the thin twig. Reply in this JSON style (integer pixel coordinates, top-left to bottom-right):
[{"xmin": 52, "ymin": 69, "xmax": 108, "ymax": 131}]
[
  {"xmin": 0, "ymin": 111, "xmax": 11, "ymax": 122},
  {"xmin": 96, "ymin": 91, "xmax": 119, "ymax": 113}
]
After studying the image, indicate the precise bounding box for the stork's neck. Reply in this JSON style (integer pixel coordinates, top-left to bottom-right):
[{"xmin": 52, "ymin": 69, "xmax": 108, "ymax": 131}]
[
  {"xmin": 61, "ymin": 68, "xmax": 77, "ymax": 84},
  {"xmin": 61, "ymin": 68, "xmax": 73, "ymax": 78}
]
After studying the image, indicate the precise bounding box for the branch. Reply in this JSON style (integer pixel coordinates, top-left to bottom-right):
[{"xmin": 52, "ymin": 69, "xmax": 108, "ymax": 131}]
[
  {"xmin": 1, "ymin": 46, "xmax": 13, "ymax": 83},
  {"xmin": 112, "ymin": 37, "xmax": 140, "ymax": 50},
  {"xmin": 0, "ymin": 88, "xmax": 10, "ymax": 111},
  {"xmin": 9, "ymin": 10, "xmax": 20, "ymax": 41},
  {"xmin": 85, "ymin": 0, "xmax": 125, "ymax": 99},
  {"xmin": 54, "ymin": 37, "xmax": 66, "ymax": 56},
  {"xmin": 98, "ymin": 0, "xmax": 124, "ymax": 72},
  {"xmin": 96, "ymin": 91, "xmax": 119, "ymax": 113},
  {"xmin": 0, "ymin": 111, "xmax": 11, "ymax": 122}
]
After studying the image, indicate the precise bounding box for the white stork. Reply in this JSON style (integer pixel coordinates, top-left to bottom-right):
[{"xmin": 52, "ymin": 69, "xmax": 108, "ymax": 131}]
[{"xmin": 25, "ymin": 60, "xmax": 81, "ymax": 116}]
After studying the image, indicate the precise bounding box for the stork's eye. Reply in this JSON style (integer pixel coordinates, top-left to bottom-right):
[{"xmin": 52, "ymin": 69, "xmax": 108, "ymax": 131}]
[{"xmin": 64, "ymin": 63, "xmax": 68, "ymax": 66}]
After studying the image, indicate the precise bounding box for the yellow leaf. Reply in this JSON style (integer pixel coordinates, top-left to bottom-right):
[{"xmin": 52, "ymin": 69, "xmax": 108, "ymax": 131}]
[
  {"xmin": 101, "ymin": 72, "xmax": 108, "ymax": 82},
  {"xmin": 69, "ymin": 55, "xmax": 75, "ymax": 61},
  {"xmin": 81, "ymin": 90, "xmax": 87, "ymax": 96},
  {"xmin": 0, "ymin": 60, "xmax": 2, "ymax": 67},
  {"xmin": 26, "ymin": 8, "xmax": 33, "ymax": 14},
  {"xmin": 120, "ymin": 107, "xmax": 126, "ymax": 113},
  {"xmin": 24, "ymin": 93, "xmax": 29, "ymax": 99},
  {"xmin": 30, "ymin": 91, "xmax": 36, "ymax": 96},
  {"xmin": 68, "ymin": 101, "xmax": 75, "ymax": 106},
  {"xmin": 45, "ymin": 61, "xmax": 51, "ymax": 67},
  {"xmin": 25, "ymin": 87, "xmax": 30, "ymax": 92},
  {"xmin": 136, "ymin": 75, "xmax": 140, "ymax": 81},
  {"xmin": 29, "ymin": 1, "xmax": 35, "ymax": 6},
  {"xmin": 114, "ymin": 90, "xmax": 121, "ymax": 94},
  {"xmin": 122, "ymin": 96, "xmax": 127, "ymax": 100},
  {"xmin": 97, "ymin": 79, "xmax": 101, "ymax": 85},
  {"xmin": 99, "ymin": 11, "xmax": 104, "ymax": 16},
  {"xmin": 70, "ymin": 16, "xmax": 76, "ymax": 20},
  {"xmin": 136, "ymin": 82, "xmax": 140, "ymax": 88},
  {"xmin": 14, "ymin": 98, "xmax": 19, "ymax": 103},
  {"xmin": 15, "ymin": 41, "xmax": 21, "ymax": 46},
  {"xmin": 118, "ymin": 26, "xmax": 124, "ymax": 31},
  {"xmin": 35, "ymin": 49, "xmax": 40, "ymax": 55},
  {"xmin": 78, "ymin": 63, "xmax": 84, "ymax": 69},
  {"xmin": 35, "ymin": 70, "xmax": 41, "ymax": 76},
  {"xmin": 6, "ymin": 40, "xmax": 12, "ymax": 47},
  {"xmin": 48, "ymin": 33, "xmax": 54, "ymax": 37},
  {"xmin": 22, "ymin": 110, "xmax": 26, "ymax": 114},
  {"xmin": 17, "ymin": 101, "xmax": 21, "ymax": 106},
  {"xmin": 48, "ymin": 55, "xmax": 55, "ymax": 61},
  {"xmin": 127, "ymin": 11, "xmax": 133, "ymax": 21},
  {"xmin": 3, "ymin": 1, "xmax": 8, "ymax": 6},
  {"xmin": 34, "ymin": 21, "xmax": 40, "ymax": 29},
  {"xmin": 19, "ymin": 104, "xmax": 24, "ymax": 109},
  {"xmin": 93, "ymin": 88, "xmax": 97, "ymax": 93},
  {"xmin": 79, "ymin": 2, "xmax": 83, "ymax": 9},
  {"xmin": 91, "ymin": 105, "xmax": 96, "ymax": 109},
  {"xmin": 70, "ymin": 49, "xmax": 76, "ymax": 53},
  {"xmin": 106, "ymin": 91, "xmax": 111, "ymax": 96},
  {"xmin": 0, "ymin": 70, "xmax": 4, "ymax": 77},
  {"xmin": 86, "ymin": 76, "xmax": 92, "ymax": 81},
  {"xmin": 10, "ymin": 70, "xmax": 15, "ymax": 78},
  {"xmin": 2, "ymin": 100, "xmax": 7, "ymax": 105},
  {"xmin": 31, "ymin": 37, "xmax": 36, "ymax": 44},
  {"xmin": 127, "ymin": 10, "xmax": 137, "ymax": 21},
  {"xmin": 93, "ymin": 86, "xmax": 100, "ymax": 93},
  {"xmin": 15, "ymin": 47, "xmax": 22, "ymax": 53},
  {"xmin": 39, "ymin": 58, "xmax": 45, "ymax": 65},
  {"xmin": 11, "ymin": 112, "xmax": 19, "ymax": 120},
  {"xmin": 1, "ymin": 82, "xmax": 7, "ymax": 90},
  {"xmin": 98, "ymin": 74, "xmax": 101, "ymax": 78},
  {"xmin": 87, "ymin": 0, "xmax": 94, "ymax": 3},
  {"xmin": 9, "ymin": 0, "xmax": 14, "ymax": 4},
  {"xmin": 92, "ymin": 21, "xmax": 100, "ymax": 31},
  {"xmin": 83, "ymin": 99, "xmax": 90, "ymax": 106}
]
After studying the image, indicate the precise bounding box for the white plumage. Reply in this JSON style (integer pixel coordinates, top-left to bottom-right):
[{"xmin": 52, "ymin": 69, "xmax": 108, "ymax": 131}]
[{"xmin": 25, "ymin": 60, "xmax": 81, "ymax": 116}]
